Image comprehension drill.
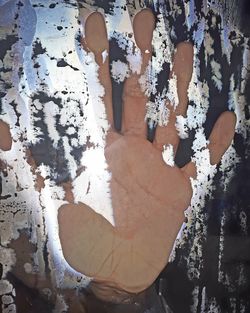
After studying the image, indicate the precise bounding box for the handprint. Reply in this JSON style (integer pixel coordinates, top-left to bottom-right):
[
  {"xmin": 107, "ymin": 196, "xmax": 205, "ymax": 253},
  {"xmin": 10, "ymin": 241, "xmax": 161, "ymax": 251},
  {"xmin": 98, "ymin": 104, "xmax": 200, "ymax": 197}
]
[{"xmin": 58, "ymin": 6, "xmax": 236, "ymax": 303}]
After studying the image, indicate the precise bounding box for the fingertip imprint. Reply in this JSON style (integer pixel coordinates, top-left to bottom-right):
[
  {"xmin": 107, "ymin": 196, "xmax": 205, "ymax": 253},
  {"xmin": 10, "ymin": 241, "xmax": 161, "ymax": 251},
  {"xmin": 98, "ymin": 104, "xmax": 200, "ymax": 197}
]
[
  {"xmin": 133, "ymin": 9, "xmax": 155, "ymax": 53},
  {"xmin": 208, "ymin": 111, "xmax": 237, "ymax": 165},
  {"xmin": 84, "ymin": 12, "xmax": 108, "ymax": 55},
  {"xmin": 209, "ymin": 111, "xmax": 237, "ymax": 145},
  {"xmin": 0, "ymin": 120, "xmax": 12, "ymax": 151}
]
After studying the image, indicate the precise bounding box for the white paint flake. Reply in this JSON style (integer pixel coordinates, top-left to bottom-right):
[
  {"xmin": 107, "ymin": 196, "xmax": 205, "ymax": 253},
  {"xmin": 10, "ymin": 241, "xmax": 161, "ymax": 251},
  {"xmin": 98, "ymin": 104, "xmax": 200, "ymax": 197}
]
[
  {"xmin": 145, "ymin": 94, "xmax": 170, "ymax": 128},
  {"xmin": 102, "ymin": 49, "xmax": 108, "ymax": 63},
  {"xmin": 0, "ymin": 248, "xmax": 16, "ymax": 279},
  {"xmin": 219, "ymin": 145, "xmax": 240, "ymax": 191},
  {"xmin": 24, "ymin": 262, "xmax": 33, "ymax": 274},
  {"xmin": 2, "ymin": 295, "xmax": 14, "ymax": 305},
  {"xmin": 166, "ymin": 74, "xmax": 179, "ymax": 108},
  {"xmin": 211, "ymin": 59, "xmax": 222, "ymax": 91},
  {"xmin": 126, "ymin": 47, "xmax": 142, "ymax": 75},
  {"xmin": 44, "ymin": 101, "xmax": 60, "ymax": 147},
  {"xmin": 111, "ymin": 60, "xmax": 129, "ymax": 83},
  {"xmin": 175, "ymin": 115, "xmax": 189, "ymax": 139},
  {"xmin": 162, "ymin": 144, "xmax": 175, "ymax": 167}
]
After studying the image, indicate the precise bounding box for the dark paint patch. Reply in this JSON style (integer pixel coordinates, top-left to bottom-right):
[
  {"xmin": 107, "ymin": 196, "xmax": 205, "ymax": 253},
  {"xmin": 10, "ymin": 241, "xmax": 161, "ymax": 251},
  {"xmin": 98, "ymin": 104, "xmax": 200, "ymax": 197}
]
[
  {"xmin": 43, "ymin": 235, "xmax": 51, "ymax": 277},
  {"xmin": 200, "ymin": 157, "xmax": 250, "ymax": 310},
  {"xmin": 32, "ymin": 40, "xmax": 47, "ymax": 59},
  {"xmin": 175, "ymin": 129, "xmax": 195, "ymax": 167},
  {"xmin": 78, "ymin": 0, "xmax": 116, "ymax": 15},
  {"xmin": 244, "ymin": 79, "xmax": 250, "ymax": 120},
  {"xmin": 159, "ymin": 263, "xmax": 194, "ymax": 313},
  {"xmin": 0, "ymin": 263, "xmax": 3, "ymax": 280},
  {"xmin": 11, "ymin": 100, "xmax": 21, "ymax": 127},
  {"xmin": 0, "ymin": 35, "xmax": 19, "ymax": 60},
  {"xmin": 16, "ymin": 1, "xmax": 24, "ymax": 8},
  {"xmin": 6, "ymin": 272, "xmax": 55, "ymax": 312},
  {"xmin": 31, "ymin": 91, "xmax": 63, "ymax": 107},
  {"xmin": 56, "ymin": 59, "xmax": 79, "ymax": 71},
  {"xmin": 0, "ymin": 194, "xmax": 12, "ymax": 200},
  {"xmin": 49, "ymin": 3, "xmax": 56, "ymax": 9},
  {"xmin": 109, "ymin": 36, "xmax": 127, "ymax": 132},
  {"xmin": 29, "ymin": 92, "xmax": 85, "ymax": 183},
  {"xmin": 226, "ymin": 0, "xmax": 250, "ymax": 36},
  {"xmin": 204, "ymin": 13, "xmax": 232, "ymax": 139},
  {"xmin": 32, "ymin": 3, "xmax": 44, "ymax": 8},
  {"xmin": 147, "ymin": 123, "xmax": 156, "ymax": 143}
]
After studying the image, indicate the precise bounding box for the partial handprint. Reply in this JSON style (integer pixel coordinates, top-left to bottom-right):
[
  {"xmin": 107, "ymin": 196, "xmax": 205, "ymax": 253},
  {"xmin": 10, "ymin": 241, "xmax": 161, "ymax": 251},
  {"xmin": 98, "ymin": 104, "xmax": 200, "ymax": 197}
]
[
  {"xmin": 58, "ymin": 6, "xmax": 236, "ymax": 302},
  {"xmin": 0, "ymin": 120, "xmax": 12, "ymax": 151}
]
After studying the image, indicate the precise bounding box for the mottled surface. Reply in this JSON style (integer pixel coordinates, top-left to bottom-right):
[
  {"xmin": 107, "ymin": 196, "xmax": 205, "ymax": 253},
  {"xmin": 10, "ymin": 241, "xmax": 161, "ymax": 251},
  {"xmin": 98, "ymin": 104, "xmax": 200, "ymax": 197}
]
[{"xmin": 0, "ymin": 0, "xmax": 250, "ymax": 312}]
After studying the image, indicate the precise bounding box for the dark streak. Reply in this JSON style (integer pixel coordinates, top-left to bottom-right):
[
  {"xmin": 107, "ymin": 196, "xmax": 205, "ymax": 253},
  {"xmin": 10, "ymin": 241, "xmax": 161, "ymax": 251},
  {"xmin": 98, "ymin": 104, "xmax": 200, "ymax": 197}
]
[
  {"xmin": 56, "ymin": 59, "xmax": 79, "ymax": 71},
  {"xmin": 32, "ymin": 4, "xmax": 45, "ymax": 8},
  {"xmin": 11, "ymin": 100, "xmax": 21, "ymax": 127},
  {"xmin": 0, "ymin": 194, "xmax": 12, "ymax": 200},
  {"xmin": 43, "ymin": 235, "xmax": 51, "ymax": 276},
  {"xmin": 86, "ymin": 181, "xmax": 91, "ymax": 194},
  {"xmin": 109, "ymin": 36, "xmax": 127, "ymax": 132},
  {"xmin": 0, "ymin": 263, "xmax": 3, "ymax": 280}
]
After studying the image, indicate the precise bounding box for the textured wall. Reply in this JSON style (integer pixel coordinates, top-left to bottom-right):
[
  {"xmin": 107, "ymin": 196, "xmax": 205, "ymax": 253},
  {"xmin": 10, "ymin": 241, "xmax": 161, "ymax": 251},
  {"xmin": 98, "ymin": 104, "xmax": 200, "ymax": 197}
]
[{"xmin": 0, "ymin": 0, "xmax": 249, "ymax": 312}]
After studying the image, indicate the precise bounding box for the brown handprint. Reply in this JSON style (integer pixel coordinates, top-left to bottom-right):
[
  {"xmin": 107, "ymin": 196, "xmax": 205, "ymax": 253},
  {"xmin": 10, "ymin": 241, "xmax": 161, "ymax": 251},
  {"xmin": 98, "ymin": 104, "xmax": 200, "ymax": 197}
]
[{"xmin": 58, "ymin": 8, "xmax": 236, "ymax": 303}]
